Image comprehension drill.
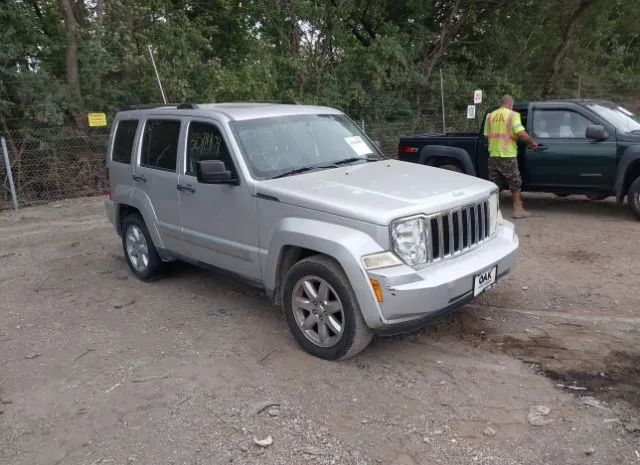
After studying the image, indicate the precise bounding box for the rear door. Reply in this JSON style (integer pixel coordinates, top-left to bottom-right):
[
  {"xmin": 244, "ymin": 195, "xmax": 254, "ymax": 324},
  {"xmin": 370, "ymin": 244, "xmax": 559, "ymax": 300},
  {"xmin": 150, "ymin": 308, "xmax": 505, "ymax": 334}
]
[
  {"xmin": 107, "ymin": 119, "xmax": 139, "ymax": 203},
  {"xmin": 176, "ymin": 118, "xmax": 261, "ymax": 280},
  {"xmin": 524, "ymin": 105, "xmax": 617, "ymax": 190},
  {"xmin": 132, "ymin": 118, "xmax": 184, "ymax": 252}
]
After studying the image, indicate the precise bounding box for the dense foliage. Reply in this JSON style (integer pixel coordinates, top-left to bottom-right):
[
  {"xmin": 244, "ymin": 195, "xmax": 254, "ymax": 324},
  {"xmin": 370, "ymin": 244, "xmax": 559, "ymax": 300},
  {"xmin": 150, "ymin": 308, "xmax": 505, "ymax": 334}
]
[{"xmin": 1, "ymin": 0, "xmax": 639, "ymax": 131}]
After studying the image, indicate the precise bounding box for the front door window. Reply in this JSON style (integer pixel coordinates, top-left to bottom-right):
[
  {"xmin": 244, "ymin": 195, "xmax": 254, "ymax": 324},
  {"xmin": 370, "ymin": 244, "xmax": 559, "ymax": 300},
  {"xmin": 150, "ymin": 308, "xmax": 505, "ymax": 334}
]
[
  {"xmin": 185, "ymin": 122, "xmax": 236, "ymax": 177},
  {"xmin": 532, "ymin": 110, "xmax": 592, "ymax": 139}
]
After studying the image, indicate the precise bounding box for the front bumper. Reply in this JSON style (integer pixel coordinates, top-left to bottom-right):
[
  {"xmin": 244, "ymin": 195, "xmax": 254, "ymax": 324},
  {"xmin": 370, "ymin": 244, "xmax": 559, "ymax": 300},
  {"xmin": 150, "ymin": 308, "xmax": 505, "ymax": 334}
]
[{"xmin": 364, "ymin": 219, "xmax": 518, "ymax": 330}]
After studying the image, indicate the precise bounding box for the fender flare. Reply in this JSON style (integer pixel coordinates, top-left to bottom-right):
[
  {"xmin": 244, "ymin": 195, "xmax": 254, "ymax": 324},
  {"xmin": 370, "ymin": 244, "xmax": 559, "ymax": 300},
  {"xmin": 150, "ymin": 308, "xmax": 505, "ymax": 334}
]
[
  {"xmin": 614, "ymin": 145, "xmax": 640, "ymax": 203},
  {"xmin": 264, "ymin": 218, "xmax": 386, "ymax": 328},
  {"xmin": 418, "ymin": 145, "xmax": 477, "ymax": 176},
  {"xmin": 128, "ymin": 189, "xmax": 166, "ymax": 249}
]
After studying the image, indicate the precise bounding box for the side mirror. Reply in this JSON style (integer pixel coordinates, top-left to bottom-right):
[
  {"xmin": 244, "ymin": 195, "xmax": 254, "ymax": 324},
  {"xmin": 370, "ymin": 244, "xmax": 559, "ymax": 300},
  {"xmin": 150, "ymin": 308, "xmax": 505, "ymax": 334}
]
[
  {"xmin": 196, "ymin": 160, "xmax": 237, "ymax": 185},
  {"xmin": 585, "ymin": 124, "xmax": 608, "ymax": 141}
]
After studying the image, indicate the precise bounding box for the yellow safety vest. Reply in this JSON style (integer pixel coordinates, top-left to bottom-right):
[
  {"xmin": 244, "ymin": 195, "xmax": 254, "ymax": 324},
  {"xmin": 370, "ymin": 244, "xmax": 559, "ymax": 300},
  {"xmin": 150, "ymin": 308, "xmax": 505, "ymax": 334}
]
[{"xmin": 483, "ymin": 107, "xmax": 525, "ymax": 158}]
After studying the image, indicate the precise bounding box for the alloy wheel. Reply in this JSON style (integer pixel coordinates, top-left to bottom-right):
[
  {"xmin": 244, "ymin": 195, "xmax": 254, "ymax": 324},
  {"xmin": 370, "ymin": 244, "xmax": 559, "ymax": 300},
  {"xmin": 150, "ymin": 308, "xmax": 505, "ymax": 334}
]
[
  {"xmin": 291, "ymin": 275, "xmax": 345, "ymax": 348},
  {"xmin": 125, "ymin": 225, "xmax": 149, "ymax": 272}
]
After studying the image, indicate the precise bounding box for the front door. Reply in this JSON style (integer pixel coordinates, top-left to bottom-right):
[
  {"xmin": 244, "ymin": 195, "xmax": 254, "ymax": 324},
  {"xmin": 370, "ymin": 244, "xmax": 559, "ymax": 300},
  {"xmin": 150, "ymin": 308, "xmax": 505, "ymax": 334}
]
[
  {"xmin": 524, "ymin": 108, "xmax": 617, "ymax": 190},
  {"xmin": 132, "ymin": 118, "xmax": 183, "ymax": 251},
  {"xmin": 177, "ymin": 119, "xmax": 261, "ymax": 280}
]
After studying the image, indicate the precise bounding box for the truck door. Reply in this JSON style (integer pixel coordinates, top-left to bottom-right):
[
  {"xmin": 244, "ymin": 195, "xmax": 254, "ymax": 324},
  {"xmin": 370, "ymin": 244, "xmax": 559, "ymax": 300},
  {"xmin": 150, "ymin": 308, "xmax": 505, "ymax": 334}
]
[
  {"xmin": 176, "ymin": 118, "xmax": 261, "ymax": 280},
  {"xmin": 131, "ymin": 118, "xmax": 184, "ymax": 252},
  {"xmin": 524, "ymin": 106, "xmax": 617, "ymax": 190}
]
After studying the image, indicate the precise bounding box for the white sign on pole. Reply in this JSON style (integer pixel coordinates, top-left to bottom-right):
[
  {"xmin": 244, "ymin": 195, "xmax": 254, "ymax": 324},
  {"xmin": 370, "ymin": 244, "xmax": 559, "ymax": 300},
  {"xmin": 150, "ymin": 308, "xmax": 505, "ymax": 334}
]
[
  {"xmin": 467, "ymin": 105, "xmax": 476, "ymax": 119},
  {"xmin": 474, "ymin": 89, "xmax": 483, "ymax": 104}
]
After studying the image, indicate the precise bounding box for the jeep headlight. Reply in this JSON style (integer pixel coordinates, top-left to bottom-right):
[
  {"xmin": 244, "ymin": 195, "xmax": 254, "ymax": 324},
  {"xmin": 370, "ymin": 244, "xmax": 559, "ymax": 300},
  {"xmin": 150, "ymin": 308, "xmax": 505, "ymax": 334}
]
[
  {"xmin": 489, "ymin": 190, "xmax": 499, "ymax": 236},
  {"xmin": 391, "ymin": 217, "xmax": 427, "ymax": 266}
]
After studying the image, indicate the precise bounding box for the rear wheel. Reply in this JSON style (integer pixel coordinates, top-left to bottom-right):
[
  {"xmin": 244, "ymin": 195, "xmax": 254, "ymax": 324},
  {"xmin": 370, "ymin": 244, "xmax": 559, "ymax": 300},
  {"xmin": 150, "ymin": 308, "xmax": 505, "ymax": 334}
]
[
  {"xmin": 628, "ymin": 177, "xmax": 640, "ymax": 219},
  {"xmin": 121, "ymin": 214, "xmax": 166, "ymax": 280},
  {"xmin": 282, "ymin": 255, "xmax": 373, "ymax": 360}
]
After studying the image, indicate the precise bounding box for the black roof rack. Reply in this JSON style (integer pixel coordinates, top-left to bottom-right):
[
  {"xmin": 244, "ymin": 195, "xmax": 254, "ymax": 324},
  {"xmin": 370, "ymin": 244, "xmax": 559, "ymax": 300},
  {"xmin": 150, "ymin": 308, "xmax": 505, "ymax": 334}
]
[
  {"xmin": 258, "ymin": 100, "xmax": 300, "ymax": 105},
  {"xmin": 120, "ymin": 100, "xmax": 300, "ymax": 112},
  {"xmin": 119, "ymin": 103, "xmax": 179, "ymax": 111}
]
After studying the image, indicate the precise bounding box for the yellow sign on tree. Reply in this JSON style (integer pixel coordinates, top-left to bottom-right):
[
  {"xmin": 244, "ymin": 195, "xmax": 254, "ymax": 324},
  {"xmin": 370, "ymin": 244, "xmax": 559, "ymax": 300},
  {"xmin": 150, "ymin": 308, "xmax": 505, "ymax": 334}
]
[{"xmin": 87, "ymin": 112, "xmax": 107, "ymax": 127}]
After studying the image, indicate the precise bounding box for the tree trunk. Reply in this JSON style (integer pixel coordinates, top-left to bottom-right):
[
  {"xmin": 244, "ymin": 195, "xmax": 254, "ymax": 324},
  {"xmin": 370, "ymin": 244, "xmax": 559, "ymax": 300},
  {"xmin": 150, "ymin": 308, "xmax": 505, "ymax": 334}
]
[
  {"xmin": 329, "ymin": 0, "xmax": 376, "ymax": 47},
  {"xmin": 57, "ymin": 0, "xmax": 88, "ymax": 131},
  {"xmin": 415, "ymin": 0, "xmax": 463, "ymax": 117},
  {"xmin": 414, "ymin": 0, "xmax": 509, "ymax": 117},
  {"xmin": 541, "ymin": 0, "xmax": 598, "ymax": 98}
]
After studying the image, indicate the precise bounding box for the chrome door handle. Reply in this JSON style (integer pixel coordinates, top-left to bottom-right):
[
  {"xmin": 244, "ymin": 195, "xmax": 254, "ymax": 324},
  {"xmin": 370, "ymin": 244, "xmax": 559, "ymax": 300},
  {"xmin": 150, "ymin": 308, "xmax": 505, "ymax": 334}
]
[{"xmin": 177, "ymin": 184, "xmax": 196, "ymax": 193}]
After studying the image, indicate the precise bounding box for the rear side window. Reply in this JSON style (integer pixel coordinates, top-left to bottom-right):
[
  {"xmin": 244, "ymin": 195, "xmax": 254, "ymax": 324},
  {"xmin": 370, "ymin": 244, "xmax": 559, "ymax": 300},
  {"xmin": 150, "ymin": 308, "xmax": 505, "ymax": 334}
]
[
  {"xmin": 112, "ymin": 120, "xmax": 138, "ymax": 164},
  {"xmin": 140, "ymin": 120, "xmax": 181, "ymax": 171}
]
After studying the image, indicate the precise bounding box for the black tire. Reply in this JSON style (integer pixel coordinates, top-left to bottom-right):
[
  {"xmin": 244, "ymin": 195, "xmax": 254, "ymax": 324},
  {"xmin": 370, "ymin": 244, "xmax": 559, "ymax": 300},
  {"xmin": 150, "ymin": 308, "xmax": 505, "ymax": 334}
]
[
  {"xmin": 282, "ymin": 255, "xmax": 373, "ymax": 360},
  {"xmin": 628, "ymin": 176, "xmax": 640, "ymax": 219},
  {"xmin": 121, "ymin": 213, "xmax": 166, "ymax": 281},
  {"xmin": 437, "ymin": 163, "xmax": 464, "ymax": 173}
]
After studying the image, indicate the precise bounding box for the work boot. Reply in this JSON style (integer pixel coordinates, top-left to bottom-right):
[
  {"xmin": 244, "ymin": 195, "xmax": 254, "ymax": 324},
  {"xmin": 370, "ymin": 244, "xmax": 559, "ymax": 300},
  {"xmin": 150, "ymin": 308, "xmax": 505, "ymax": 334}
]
[{"xmin": 512, "ymin": 200, "xmax": 532, "ymax": 219}]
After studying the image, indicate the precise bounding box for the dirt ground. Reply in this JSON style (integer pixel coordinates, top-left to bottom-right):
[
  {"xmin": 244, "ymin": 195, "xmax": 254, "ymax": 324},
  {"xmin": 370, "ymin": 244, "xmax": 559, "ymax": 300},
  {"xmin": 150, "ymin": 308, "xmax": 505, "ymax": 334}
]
[{"xmin": 1, "ymin": 194, "xmax": 639, "ymax": 465}]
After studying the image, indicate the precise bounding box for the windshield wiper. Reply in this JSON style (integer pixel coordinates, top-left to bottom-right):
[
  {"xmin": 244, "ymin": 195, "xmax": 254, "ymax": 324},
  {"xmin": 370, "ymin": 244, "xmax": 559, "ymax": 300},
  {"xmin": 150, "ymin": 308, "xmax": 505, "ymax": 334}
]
[
  {"xmin": 271, "ymin": 164, "xmax": 340, "ymax": 179},
  {"xmin": 271, "ymin": 166, "xmax": 317, "ymax": 179},
  {"xmin": 271, "ymin": 156, "xmax": 378, "ymax": 179},
  {"xmin": 332, "ymin": 156, "xmax": 379, "ymax": 166}
]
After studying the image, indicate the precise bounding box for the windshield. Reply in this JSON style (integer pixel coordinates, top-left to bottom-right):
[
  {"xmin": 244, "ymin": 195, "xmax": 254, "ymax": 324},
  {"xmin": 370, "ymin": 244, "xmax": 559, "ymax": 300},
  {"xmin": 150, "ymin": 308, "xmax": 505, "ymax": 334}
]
[
  {"xmin": 230, "ymin": 114, "xmax": 383, "ymax": 179},
  {"xmin": 585, "ymin": 102, "xmax": 640, "ymax": 134}
]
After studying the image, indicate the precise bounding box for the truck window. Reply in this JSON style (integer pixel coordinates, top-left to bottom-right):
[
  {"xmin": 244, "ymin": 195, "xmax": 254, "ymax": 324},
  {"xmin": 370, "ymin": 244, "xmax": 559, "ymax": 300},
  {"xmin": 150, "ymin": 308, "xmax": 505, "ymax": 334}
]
[
  {"xmin": 112, "ymin": 120, "xmax": 138, "ymax": 164},
  {"xmin": 140, "ymin": 120, "xmax": 181, "ymax": 171},
  {"xmin": 532, "ymin": 110, "xmax": 592, "ymax": 139},
  {"xmin": 185, "ymin": 122, "xmax": 235, "ymax": 177}
]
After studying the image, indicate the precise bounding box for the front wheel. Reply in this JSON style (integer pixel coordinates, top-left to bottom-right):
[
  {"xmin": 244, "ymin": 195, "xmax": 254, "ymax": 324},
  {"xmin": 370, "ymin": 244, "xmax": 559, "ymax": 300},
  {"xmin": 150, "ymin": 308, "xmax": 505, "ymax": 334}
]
[
  {"xmin": 628, "ymin": 177, "xmax": 640, "ymax": 220},
  {"xmin": 282, "ymin": 255, "xmax": 373, "ymax": 360}
]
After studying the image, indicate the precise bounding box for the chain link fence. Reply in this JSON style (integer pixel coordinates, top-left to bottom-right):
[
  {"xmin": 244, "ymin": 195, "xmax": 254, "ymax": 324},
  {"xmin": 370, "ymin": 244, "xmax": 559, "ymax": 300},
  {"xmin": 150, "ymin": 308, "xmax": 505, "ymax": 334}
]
[
  {"xmin": 1, "ymin": 118, "xmax": 456, "ymax": 211},
  {"xmin": 1, "ymin": 127, "xmax": 110, "ymax": 210},
  {"xmin": 2, "ymin": 96, "xmax": 637, "ymax": 211}
]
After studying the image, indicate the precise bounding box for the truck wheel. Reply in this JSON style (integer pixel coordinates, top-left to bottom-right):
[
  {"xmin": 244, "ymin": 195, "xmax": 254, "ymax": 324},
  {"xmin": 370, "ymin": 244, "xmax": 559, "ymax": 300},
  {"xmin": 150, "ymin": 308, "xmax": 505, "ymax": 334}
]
[
  {"xmin": 121, "ymin": 214, "xmax": 166, "ymax": 281},
  {"xmin": 628, "ymin": 177, "xmax": 640, "ymax": 219},
  {"xmin": 437, "ymin": 163, "xmax": 464, "ymax": 173},
  {"xmin": 282, "ymin": 255, "xmax": 373, "ymax": 360}
]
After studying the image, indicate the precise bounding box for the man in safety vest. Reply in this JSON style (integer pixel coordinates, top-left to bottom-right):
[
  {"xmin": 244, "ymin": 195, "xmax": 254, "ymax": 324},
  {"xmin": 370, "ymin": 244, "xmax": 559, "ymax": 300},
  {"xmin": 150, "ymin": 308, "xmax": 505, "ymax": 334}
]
[{"xmin": 484, "ymin": 95, "xmax": 539, "ymax": 219}]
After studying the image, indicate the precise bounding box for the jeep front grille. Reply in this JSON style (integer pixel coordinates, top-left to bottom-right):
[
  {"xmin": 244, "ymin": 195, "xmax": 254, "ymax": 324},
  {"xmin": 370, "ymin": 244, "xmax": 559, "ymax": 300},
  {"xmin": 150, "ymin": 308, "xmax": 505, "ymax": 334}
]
[{"xmin": 428, "ymin": 200, "xmax": 491, "ymax": 262}]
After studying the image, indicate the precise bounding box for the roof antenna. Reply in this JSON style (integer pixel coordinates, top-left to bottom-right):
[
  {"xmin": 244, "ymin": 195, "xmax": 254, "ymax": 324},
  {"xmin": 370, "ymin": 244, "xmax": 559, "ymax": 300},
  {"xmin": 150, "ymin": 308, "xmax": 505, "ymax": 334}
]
[{"xmin": 147, "ymin": 44, "xmax": 167, "ymax": 104}]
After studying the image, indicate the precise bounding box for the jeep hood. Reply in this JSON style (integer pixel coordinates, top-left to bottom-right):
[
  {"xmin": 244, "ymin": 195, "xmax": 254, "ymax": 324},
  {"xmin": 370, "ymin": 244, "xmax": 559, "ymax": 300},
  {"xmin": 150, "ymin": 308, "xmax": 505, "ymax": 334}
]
[{"xmin": 256, "ymin": 160, "xmax": 496, "ymax": 226}]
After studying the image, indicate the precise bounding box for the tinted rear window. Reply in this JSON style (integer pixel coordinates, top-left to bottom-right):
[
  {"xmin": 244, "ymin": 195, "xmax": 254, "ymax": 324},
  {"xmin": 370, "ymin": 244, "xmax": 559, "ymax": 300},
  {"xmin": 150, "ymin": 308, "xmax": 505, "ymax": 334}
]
[
  {"xmin": 112, "ymin": 120, "xmax": 138, "ymax": 164},
  {"xmin": 140, "ymin": 120, "xmax": 181, "ymax": 171}
]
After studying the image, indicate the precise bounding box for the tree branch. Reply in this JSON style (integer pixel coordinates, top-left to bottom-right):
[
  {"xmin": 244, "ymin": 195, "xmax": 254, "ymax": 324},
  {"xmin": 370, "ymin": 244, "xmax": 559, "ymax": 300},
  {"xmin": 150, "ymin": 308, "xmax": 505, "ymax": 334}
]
[{"xmin": 541, "ymin": 0, "xmax": 599, "ymax": 97}]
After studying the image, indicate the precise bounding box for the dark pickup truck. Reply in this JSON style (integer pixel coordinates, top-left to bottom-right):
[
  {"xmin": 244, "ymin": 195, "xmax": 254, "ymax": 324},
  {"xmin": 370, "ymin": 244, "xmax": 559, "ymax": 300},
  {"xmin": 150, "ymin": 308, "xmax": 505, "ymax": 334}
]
[{"xmin": 398, "ymin": 100, "xmax": 640, "ymax": 219}]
